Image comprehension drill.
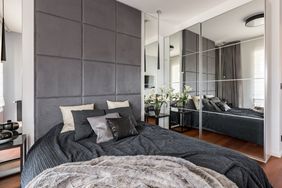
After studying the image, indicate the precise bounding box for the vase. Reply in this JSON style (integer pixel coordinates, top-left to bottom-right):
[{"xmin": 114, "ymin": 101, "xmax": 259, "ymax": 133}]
[{"xmin": 155, "ymin": 108, "xmax": 161, "ymax": 116}]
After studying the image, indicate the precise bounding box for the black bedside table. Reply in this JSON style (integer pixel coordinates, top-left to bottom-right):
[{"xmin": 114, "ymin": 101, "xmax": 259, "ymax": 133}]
[
  {"xmin": 0, "ymin": 134, "xmax": 27, "ymax": 177},
  {"xmin": 145, "ymin": 113, "xmax": 170, "ymax": 126}
]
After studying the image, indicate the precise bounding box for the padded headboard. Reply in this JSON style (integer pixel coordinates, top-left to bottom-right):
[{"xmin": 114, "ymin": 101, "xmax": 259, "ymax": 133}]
[{"xmin": 34, "ymin": 0, "xmax": 141, "ymax": 140}]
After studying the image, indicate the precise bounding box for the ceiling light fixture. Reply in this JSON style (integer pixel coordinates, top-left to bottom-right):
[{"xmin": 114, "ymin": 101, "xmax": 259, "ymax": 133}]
[{"xmin": 245, "ymin": 13, "xmax": 264, "ymax": 27}]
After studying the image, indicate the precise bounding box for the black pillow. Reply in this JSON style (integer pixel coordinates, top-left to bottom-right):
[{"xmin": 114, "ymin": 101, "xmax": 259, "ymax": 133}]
[
  {"xmin": 209, "ymin": 101, "xmax": 222, "ymax": 112},
  {"xmin": 72, "ymin": 109, "xmax": 105, "ymax": 141},
  {"xmin": 216, "ymin": 101, "xmax": 231, "ymax": 111},
  {"xmin": 106, "ymin": 117, "xmax": 138, "ymax": 141},
  {"xmin": 202, "ymin": 99, "xmax": 214, "ymax": 111},
  {"xmin": 105, "ymin": 107, "xmax": 137, "ymax": 127}
]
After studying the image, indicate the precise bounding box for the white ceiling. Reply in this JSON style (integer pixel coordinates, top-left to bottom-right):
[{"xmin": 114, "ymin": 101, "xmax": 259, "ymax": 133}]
[
  {"xmin": 118, "ymin": 0, "xmax": 231, "ymax": 25},
  {"xmin": 201, "ymin": 0, "xmax": 264, "ymax": 44},
  {"xmin": 0, "ymin": 0, "xmax": 22, "ymax": 33}
]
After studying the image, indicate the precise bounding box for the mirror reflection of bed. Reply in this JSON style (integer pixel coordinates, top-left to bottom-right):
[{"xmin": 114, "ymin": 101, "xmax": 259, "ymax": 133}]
[{"xmin": 167, "ymin": 0, "xmax": 265, "ymax": 160}]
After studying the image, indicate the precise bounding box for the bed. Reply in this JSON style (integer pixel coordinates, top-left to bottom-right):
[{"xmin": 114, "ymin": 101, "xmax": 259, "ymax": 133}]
[
  {"xmin": 191, "ymin": 108, "xmax": 264, "ymax": 145},
  {"xmin": 171, "ymin": 98, "xmax": 264, "ymax": 145},
  {"xmin": 21, "ymin": 122, "xmax": 271, "ymax": 188}
]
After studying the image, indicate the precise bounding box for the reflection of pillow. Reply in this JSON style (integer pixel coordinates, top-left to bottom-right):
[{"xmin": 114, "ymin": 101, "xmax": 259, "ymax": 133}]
[
  {"xmin": 107, "ymin": 117, "xmax": 138, "ymax": 141},
  {"xmin": 87, "ymin": 113, "xmax": 120, "ymax": 143},
  {"xmin": 204, "ymin": 95, "xmax": 214, "ymax": 99},
  {"xmin": 209, "ymin": 101, "xmax": 222, "ymax": 112},
  {"xmin": 202, "ymin": 99, "xmax": 214, "ymax": 111},
  {"xmin": 216, "ymin": 102, "xmax": 231, "ymax": 112},
  {"xmin": 72, "ymin": 110, "xmax": 105, "ymax": 141},
  {"xmin": 192, "ymin": 96, "xmax": 201, "ymax": 110},
  {"xmin": 105, "ymin": 107, "xmax": 137, "ymax": 127},
  {"xmin": 107, "ymin": 100, "xmax": 130, "ymax": 109},
  {"xmin": 60, "ymin": 104, "xmax": 94, "ymax": 133}
]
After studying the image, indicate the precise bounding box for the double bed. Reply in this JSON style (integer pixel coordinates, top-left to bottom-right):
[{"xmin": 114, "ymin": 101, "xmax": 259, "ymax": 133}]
[{"xmin": 22, "ymin": 122, "xmax": 271, "ymax": 187}]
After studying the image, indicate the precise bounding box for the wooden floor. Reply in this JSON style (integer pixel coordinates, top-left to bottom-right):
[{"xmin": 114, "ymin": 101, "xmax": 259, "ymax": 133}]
[{"xmin": 179, "ymin": 128, "xmax": 264, "ymax": 159}]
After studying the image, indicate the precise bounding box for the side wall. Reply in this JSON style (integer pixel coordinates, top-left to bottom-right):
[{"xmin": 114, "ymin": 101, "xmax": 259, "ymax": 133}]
[{"xmin": 34, "ymin": 0, "xmax": 141, "ymax": 140}]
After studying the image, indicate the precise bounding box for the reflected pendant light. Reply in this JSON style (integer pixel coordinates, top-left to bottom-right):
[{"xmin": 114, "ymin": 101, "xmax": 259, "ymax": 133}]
[
  {"xmin": 1, "ymin": 0, "xmax": 6, "ymax": 61},
  {"xmin": 144, "ymin": 19, "xmax": 148, "ymax": 72},
  {"xmin": 157, "ymin": 10, "xmax": 161, "ymax": 70}
]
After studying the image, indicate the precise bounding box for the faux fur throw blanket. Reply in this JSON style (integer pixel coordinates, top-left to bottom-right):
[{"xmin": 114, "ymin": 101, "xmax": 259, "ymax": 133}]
[{"xmin": 26, "ymin": 155, "xmax": 238, "ymax": 188}]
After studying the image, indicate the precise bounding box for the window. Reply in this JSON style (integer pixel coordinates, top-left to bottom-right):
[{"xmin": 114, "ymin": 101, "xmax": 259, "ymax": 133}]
[{"xmin": 253, "ymin": 49, "xmax": 264, "ymax": 107}]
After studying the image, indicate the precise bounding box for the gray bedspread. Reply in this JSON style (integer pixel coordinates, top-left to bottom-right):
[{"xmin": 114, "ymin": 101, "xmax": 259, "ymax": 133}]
[
  {"xmin": 26, "ymin": 155, "xmax": 238, "ymax": 188},
  {"xmin": 21, "ymin": 123, "xmax": 271, "ymax": 188}
]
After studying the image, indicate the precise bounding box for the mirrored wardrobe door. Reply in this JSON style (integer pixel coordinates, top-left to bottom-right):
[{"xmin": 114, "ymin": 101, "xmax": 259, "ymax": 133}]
[
  {"xmin": 200, "ymin": 0, "xmax": 265, "ymax": 160},
  {"xmin": 167, "ymin": 24, "xmax": 202, "ymax": 138}
]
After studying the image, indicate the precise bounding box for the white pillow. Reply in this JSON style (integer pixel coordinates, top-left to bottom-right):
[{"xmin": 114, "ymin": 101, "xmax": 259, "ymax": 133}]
[
  {"xmin": 60, "ymin": 104, "xmax": 94, "ymax": 133},
  {"xmin": 192, "ymin": 96, "xmax": 201, "ymax": 110},
  {"xmin": 107, "ymin": 100, "xmax": 130, "ymax": 109}
]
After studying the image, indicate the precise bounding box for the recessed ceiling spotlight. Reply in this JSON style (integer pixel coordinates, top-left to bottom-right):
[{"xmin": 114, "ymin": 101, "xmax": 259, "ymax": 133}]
[{"xmin": 245, "ymin": 13, "xmax": 264, "ymax": 27}]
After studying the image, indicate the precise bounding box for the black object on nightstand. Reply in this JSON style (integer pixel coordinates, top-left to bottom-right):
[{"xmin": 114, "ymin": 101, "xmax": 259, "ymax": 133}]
[
  {"xmin": 145, "ymin": 113, "xmax": 170, "ymax": 126},
  {"xmin": 0, "ymin": 134, "xmax": 27, "ymax": 177}
]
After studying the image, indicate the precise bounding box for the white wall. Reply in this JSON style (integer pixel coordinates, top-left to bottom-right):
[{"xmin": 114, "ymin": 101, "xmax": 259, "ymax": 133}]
[
  {"xmin": 241, "ymin": 37, "xmax": 264, "ymax": 108},
  {"xmin": 3, "ymin": 32, "xmax": 22, "ymax": 122},
  {"xmin": 22, "ymin": 0, "xmax": 34, "ymax": 147}
]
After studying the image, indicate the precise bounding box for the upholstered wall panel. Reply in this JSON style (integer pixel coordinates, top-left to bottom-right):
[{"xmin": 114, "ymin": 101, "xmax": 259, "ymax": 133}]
[
  {"xmin": 83, "ymin": 0, "xmax": 116, "ymax": 30},
  {"xmin": 36, "ymin": 0, "xmax": 82, "ymax": 21},
  {"xmin": 84, "ymin": 61, "xmax": 115, "ymax": 96},
  {"xmin": 117, "ymin": 3, "xmax": 141, "ymax": 37},
  {"xmin": 35, "ymin": 0, "xmax": 141, "ymax": 140},
  {"xmin": 83, "ymin": 95, "xmax": 116, "ymax": 110},
  {"xmin": 35, "ymin": 97, "xmax": 82, "ymax": 139},
  {"xmin": 116, "ymin": 65, "xmax": 141, "ymax": 94},
  {"xmin": 36, "ymin": 56, "xmax": 82, "ymax": 98},
  {"xmin": 36, "ymin": 13, "xmax": 81, "ymax": 58},
  {"xmin": 83, "ymin": 25, "xmax": 116, "ymax": 62},
  {"xmin": 116, "ymin": 34, "xmax": 141, "ymax": 65}
]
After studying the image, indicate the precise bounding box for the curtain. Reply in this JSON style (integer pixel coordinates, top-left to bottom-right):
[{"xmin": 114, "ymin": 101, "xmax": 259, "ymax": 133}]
[{"xmin": 216, "ymin": 43, "xmax": 242, "ymax": 108}]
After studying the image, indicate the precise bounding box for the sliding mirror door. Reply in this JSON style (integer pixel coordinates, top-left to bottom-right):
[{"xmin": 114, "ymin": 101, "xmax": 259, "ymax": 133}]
[{"xmin": 200, "ymin": 0, "xmax": 265, "ymax": 160}]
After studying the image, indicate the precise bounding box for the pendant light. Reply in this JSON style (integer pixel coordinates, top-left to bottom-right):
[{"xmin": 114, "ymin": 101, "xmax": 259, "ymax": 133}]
[
  {"xmin": 1, "ymin": 0, "xmax": 6, "ymax": 61},
  {"xmin": 144, "ymin": 19, "xmax": 148, "ymax": 72},
  {"xmin": 157, "ymin": 10, "xmax": 161, "ymax": 70}
]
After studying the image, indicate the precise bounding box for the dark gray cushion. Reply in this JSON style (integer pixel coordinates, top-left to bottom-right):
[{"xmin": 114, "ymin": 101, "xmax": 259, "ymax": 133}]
[
  {"xmin": 72, "ymin": 109, "xmax": 105, "ymax": 141},
  {"xmin": 106, "ymin": 116, "xmax": 138, "ymax": 141},
  {"xmin": 216, "ymin": 102, "xmax": 231, "ymax": 111},
  {"xmin": 105, "ymin": 107, "xmax": 137, "ymax": 127},
  {"xmin": 202, "ymin": 99, "xmax": 215, "ymax": 111},
  {"xmin": 209, "ymin": 101, "xmax": 222, "ymax": 112}
]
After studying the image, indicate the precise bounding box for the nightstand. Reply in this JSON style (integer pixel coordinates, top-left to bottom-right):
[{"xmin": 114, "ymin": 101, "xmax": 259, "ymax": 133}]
[
  {"xmin": 0, "ymin": 134, "xmax": 27, "ymax": 178},
  {"xmin": 145, "ymin": 113, "xmax": 170, "ymax": 126}
]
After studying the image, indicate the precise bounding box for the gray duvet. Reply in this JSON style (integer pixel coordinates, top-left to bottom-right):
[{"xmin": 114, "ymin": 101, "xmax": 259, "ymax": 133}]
[
  {"xmin": 26, "ymin": 155, "xmax": 237, "ymax": 188},
  {"xmin": 21, "ymin": 123, "xmax": 271, "ymax": 188}
]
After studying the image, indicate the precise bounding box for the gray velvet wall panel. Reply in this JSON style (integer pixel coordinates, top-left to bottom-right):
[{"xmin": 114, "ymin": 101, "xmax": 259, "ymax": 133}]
[
  {"xmin": 36, "ymin": 0, "xmax": 82, "ymax": 21},
  {"xmin": 83, "ymin": 25, "xmax": 116, "ymax": 62},
  {"xmin": 83, "ymin": 0, "xmax": 116, "ymax": 30},
  {"xmin": 84, "ymin": 61, "xmax": 116, "ymax": 96},
  {"xmin": 117, "ymin": 3, "xmax": 141, "ymax": 37},
  {"xmin": 36, "ymin": 13, "xmax": 82, "ymax": 58},
  {"xmin": 36, "ymin": 56, "xmax": 82, "ymax": 98},
  {"xmin": 35, "ymin": 0, "xmax": 141, "ymax": 140}
]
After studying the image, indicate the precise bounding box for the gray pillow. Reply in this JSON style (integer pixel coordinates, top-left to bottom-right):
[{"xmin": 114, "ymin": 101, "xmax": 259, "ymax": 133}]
[
  {"xmin": 87, "ymin": 113, "xmax": 120, "ymax": 143},
  {"xmin": 105, "ymin": 107, "xmax": 137, "ymax": 127}
]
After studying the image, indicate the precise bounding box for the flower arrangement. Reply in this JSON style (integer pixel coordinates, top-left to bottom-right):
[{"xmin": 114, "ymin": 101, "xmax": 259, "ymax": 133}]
[{"xmin": 145, "ymin": 85, "xmax": 192, "ymax": 115}]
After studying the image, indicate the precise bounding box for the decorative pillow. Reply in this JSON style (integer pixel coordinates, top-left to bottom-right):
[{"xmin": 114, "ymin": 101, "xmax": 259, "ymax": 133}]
[
  {"xmin": 87, "ymin": 113, "xmax": 120, "ymax": 143},
  {"xmin": 202, "ymin": 99, "xmax": 215, "ymax": 111},
  {"xmin": 209, "ymin": 101, "xmax": 222, "ymax": 112},
  {"xmin": 106, "ymin": 117, "xmax": 138, "ymax": 141},
  {"xmin": 105, "ymin": 107, "xmax": 137, "ymax": 127},
  {"xmin": 204, "ymin": 95, "xmax": 214, "ymax": 99},
  {"xmin": 216, "ymin": 102, "xmax": 231, "ymax": 112},
  {"xmin": 60, "ymin": 104, "xmax": 94, "ymax": 133},
  {"xmin": 107, "ymin": 100, "xmax": 130, "ymax": 109},
  {"xmin": 192, "ymin": 96, "xmax": 201, "ymax": 110},
  {"xmin": 72, "ymin": 110, "xmax": 105, "ymax": 141}
]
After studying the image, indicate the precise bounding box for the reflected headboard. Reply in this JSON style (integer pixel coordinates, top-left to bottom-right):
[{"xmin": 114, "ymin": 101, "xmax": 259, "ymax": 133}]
[{"xmin": 34, "ymin": 0, "xmax": 141, "ymax": 140}]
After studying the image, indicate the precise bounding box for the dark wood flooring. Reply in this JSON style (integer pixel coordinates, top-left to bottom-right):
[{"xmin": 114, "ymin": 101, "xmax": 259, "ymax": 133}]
[{"xmin": 180, "ymin": 128, "xmax": 264, "ymax": 159}]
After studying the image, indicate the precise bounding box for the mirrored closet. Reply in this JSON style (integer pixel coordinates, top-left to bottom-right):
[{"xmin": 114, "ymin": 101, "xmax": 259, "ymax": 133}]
[{"xmin": 144, "ymin": 0, "xmax": 266, "ymax": 161}]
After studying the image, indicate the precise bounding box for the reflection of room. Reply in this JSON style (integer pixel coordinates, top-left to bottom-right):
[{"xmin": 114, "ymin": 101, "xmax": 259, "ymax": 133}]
[{"xmin": 167, "ymin": 0, "xmax": 265, "ymax": 160}]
